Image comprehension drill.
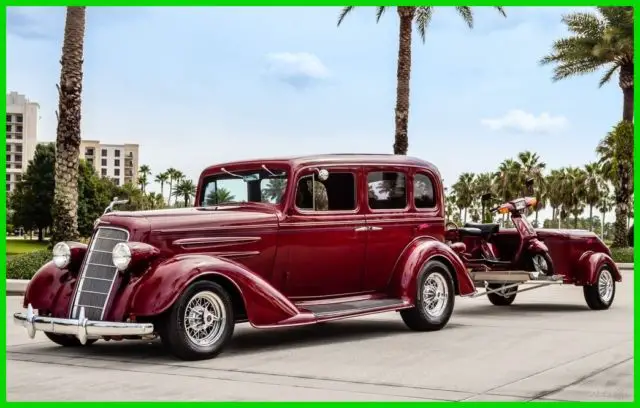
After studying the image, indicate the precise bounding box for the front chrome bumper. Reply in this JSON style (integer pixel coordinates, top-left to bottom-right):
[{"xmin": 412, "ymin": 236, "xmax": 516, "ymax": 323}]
[{"xmin": 13, "ymin": 304, "xmax": 154, "ymax": 345}]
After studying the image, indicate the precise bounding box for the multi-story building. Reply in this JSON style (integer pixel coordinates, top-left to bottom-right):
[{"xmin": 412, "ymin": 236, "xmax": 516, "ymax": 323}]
[
  {"xmin": 6, "ymin": 91, "xmax": 39, "ymax": 194},
  {"xmin": 79, "ymin": 140, "xmax": 139, "ymax": 186}
]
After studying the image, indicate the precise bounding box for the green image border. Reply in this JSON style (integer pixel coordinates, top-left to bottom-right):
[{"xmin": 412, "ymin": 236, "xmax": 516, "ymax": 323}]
[{"xmin": 1, "ymin": 2, "xmax": 637, "ymax": 404}]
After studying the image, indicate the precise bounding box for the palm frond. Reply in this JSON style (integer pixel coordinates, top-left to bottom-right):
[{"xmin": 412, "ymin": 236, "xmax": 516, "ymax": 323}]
[
  {"xmin": 494, "ymin": 6, "xmax": 507, "ymax": 18},
  {"xmin": 598, "ymin": 63, "xmax": 619, "ymax": 87},
  {"xmin": 455, "ymin": 6, "xmax": 473, "ymax": 29},
  {"xmin": 414, "ymin": 6, "xmax": 433, "ymax": 43},
  {"xmin": 375, "ymin": 6, "xmax": 387, "ymax": 23},
  {"xmin": 337, "ymin": 6, "xmax": 354, "ymax": 26}
]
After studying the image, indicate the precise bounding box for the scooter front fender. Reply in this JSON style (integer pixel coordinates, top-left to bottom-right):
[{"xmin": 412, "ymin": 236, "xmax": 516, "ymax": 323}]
[{"xmin": 527, "ymin": 239, "xmax": 549, "ymax": 254}]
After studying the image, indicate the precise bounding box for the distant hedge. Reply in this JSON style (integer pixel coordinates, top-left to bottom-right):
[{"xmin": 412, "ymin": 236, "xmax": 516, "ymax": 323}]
[
  {"xmin": 611, "ymin": 247, "xmax": 633, "ymax": 264},
  {"xmin": 6, "ymin": 250, "xmax": 51, "ymax": 280}
]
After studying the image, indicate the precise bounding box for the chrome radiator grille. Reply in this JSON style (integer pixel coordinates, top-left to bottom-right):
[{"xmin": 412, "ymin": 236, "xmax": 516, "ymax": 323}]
[{"xmin": 70, "ymin": 227, "xmax": 129, "ymax": 320}]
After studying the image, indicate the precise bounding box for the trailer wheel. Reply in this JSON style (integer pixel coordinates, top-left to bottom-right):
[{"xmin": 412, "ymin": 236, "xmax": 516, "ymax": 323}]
[
  {"xmin": 160, "ymin": 280, "xmax": 235, "ymax": 360},
  {"xmin": 487, "ymin": 284, "xmax": 518, "ymax": 306},
  {"xmin": 400, "ymin": 260, "xmax": 455, "ymax": 331},
  {"xmin": 583, "ymin": 266, "xmax": 616, "ymax": 310}
]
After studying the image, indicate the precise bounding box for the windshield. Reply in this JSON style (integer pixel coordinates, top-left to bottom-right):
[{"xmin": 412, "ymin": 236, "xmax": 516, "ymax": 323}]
[{"xmin": 200, "ymin": 167, "xmax": 288, "ymax": 206}]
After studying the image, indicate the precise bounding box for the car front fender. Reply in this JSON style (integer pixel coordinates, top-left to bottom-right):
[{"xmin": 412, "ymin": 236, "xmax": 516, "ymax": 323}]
[
  {"xmin": 127, "ymin": 254, "xmax": 314, "ymax": 327},
  {"xmin": 575, "ymin": 251, "xmax": 622, "ymax": 286},
  {"xmin": 22, "ymin": 261, "xmax": 77, "ymax": 317},
  {"xmin": 388, "ymin": 237, "xmax": 476, "ymax": 301}
]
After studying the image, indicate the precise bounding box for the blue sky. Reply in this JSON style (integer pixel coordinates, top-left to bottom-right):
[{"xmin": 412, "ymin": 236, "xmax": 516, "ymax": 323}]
[{"xmin": 6, "ymin": 6, "xmax": 621, "ymax": 219}]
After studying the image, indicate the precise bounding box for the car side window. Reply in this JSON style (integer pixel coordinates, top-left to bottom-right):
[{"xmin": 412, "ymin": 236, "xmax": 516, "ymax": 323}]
[
  {"xmin": 415, "ymin": 173, "xmax": 436, "ymax": 209},
  {"xmin": 295, "ymin": 172, "xmax": 356, "ymax": 212},
  {"xmin": 367, "ymin": 171, "xmax": 407, "ymax": 210}
]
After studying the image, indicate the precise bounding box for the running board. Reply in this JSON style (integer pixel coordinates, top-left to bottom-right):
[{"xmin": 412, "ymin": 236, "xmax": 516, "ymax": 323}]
[{"xmin": 301, "ymin": 298, "xmax": 410, "ymax": 319}]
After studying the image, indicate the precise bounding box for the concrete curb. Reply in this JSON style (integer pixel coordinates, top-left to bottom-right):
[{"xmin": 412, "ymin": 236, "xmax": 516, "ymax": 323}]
[{"xmin": 6, "ymin": 263, "xmax": 634, "ymax": 296}]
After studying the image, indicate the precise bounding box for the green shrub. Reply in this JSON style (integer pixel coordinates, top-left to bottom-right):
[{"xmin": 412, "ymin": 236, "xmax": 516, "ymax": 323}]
[
  {"xmin": 610, "ymin": 247, "xmax": 633, "ymax": 263},
  {"xmin": 6, "ymin": 249, "xmax": 51, "ymax": 280}
]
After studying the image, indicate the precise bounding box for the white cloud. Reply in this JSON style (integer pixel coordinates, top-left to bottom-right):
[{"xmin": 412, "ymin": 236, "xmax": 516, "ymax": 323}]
[
  {"xmin": 481, "ymin": 109, "xmax": 568, "ymax": 134},
  {"xmin": 264, "ymin": 52, "xmax": 330, "ymax": 89}
]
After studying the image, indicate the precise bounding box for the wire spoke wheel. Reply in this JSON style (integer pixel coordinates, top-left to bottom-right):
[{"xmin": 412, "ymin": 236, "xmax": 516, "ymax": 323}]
[
  {"xmin": 422, "ymin": 272, "xmax": 449, "ymax": 319},
  {"xmin": 183, "ymin": 291, "xmax": 226, "ymax": 348}
]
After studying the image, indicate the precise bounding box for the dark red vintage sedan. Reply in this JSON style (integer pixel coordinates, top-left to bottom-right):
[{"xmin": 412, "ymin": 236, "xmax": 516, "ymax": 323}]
[{"xmin": 15, "ymin": 154, "xmax": 477, "ymax": 360}]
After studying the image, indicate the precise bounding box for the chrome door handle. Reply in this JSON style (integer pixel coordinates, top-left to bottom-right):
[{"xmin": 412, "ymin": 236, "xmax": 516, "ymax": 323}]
[
  {"xmin": 354, "ymin": 226, "xmax": 368, "ymax": 232},
  {"xmin": 369, "ymin": 226, "xmax": 383, "ymax": 231}
]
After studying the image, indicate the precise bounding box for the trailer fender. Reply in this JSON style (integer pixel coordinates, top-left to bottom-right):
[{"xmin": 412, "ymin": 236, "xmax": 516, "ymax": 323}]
[
  {"xmin": 575, "ymin": 251, "xmax": 622, "ymax": 286},
  {"xmin": 128, "ymin": 254, "xmax": 314, "ymax": 327},
  {"xmin": 389, "ymin": 237, "xmax": 476, "ymax": 301}
]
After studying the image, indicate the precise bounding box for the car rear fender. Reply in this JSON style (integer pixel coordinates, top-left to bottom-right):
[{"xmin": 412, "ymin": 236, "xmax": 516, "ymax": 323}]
[
  {"xmin": 22, "ymin": 261, "xmax": 77, "ymax": 317},
  {"xmin": 388, "ymin": 237, "xmax": 476, "ymax": 301},
  {"xmin": 575, "ymin": 251, "xmax": 622, "ymax": 286},
  {"xmin": 128, "ymin": 254, "xmax": 313, "ymax": 327}
]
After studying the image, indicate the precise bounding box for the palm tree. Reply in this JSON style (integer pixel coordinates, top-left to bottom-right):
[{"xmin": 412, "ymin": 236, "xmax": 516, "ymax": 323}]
[
  {"xmin": 205, "ymin": 187, "xmax": 236, "ymax": 205},
  {"xmin": 154, "ymin": 172, "xmax": 169, "ymax": 201},
  {"xmin": 338, "ymin": 6, "xmax": 506, "ymax": 155},
  {"xmin": 584, "ymin": 162, "xmax": 605, "ymax": 231},
  {"xmin": 562, "ymin": 167, "xmax": 587, "ymax": 228},
  {"xmin": 173, "ymin": 179, "xmax": 196, "ymax": 207},
  {"xmin": 473, "ymin": 172, "xmax": 494, "ymax": 222},
  {"xmin": 138, "ymin": 173, "xmax": 148, "ymax": 194},
  {"xmin": 452, "ymin": 172, "xmax": 475, "ymax": 223},
  {"xmin": 598, "ymin": 189, "xmax": 615, "ymax": 237},
  {"xmin": 609, "ymin": 121, "xmax": 634, "ymax": 247},
  {"xmin": 261, "ymin": 178, "xmax": 287, "ymax": 203},
  {"xmin": 51, "ymin": 7, "xmax": 86, "ymax": 244},
  {"xmin": 540, "ymin": 7, "xmax": 633, "ymax": 122},
  {"xmin": 517, "ymin": 151, "xmax": 547, "ymax": 226},
  {"xmin": 166, "ymin": 168, "xmax": 183, "ymax": 206},
  {"xmin": 546, "ymin": 169, "xmax": 565, "ymax": 227}
]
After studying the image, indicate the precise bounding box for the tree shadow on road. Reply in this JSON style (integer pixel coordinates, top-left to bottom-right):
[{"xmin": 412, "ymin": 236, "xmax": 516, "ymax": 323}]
[{"xmin": 454, "ymin": 303, "xmax": 590, "ymax": 317}]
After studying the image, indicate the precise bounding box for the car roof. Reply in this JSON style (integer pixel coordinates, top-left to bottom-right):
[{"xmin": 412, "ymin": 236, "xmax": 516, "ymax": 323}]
[{"xmin": 201, "ymin": 153, "xmax": 441, "ymax": 176}]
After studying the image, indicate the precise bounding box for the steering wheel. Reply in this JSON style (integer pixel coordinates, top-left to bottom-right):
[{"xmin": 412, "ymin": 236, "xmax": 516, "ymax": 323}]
[{"xmin": 445, "ymin": 221, "xmax": 459, "ymax": 230}]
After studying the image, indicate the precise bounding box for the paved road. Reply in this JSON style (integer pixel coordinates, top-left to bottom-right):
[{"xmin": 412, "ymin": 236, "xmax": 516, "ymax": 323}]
[{"xmin": 7, "ymin": 272, "xmax": 633, "ymax": 401}]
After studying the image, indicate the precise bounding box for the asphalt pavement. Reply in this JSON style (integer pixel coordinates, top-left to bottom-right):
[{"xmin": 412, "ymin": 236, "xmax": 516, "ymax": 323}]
[{"xmin": 6, "ymin": 271, "xmax": 634, "ymax": 401}]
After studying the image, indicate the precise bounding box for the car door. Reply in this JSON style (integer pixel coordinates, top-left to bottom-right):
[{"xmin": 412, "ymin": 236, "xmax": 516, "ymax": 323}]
[
  {"xmin": 362, "ymin": 167, "xmax": 443, "ymax": 292},
  {"xmin": 278, "ymin": 166, "xmax": 367, "ymax": 299}
]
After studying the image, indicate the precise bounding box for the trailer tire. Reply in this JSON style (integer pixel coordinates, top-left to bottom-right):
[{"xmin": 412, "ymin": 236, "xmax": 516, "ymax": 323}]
[
  {"xmin": 583, "ymin": 265, "xmax": 616, "ymax": 310},
  {"xmin": 487, "ymin": 284, "xmax": 517, "ymax": 306},
  {"xmin": 400, "ymin": 260, "xmax": 455, "ymax": 331}
]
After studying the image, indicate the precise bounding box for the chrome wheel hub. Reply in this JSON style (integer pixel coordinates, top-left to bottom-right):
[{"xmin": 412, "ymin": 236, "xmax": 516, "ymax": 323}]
[
  {"xmin": 184, "ymin": 291, "xmax": 226, "ymax": 347},
  {"xmin": 422, "ymin": 272, "xmax": 449, "ymax": 318},
  {"xmin": 598, "ymin": 269, "xmax": 614, "ymax": 303}
]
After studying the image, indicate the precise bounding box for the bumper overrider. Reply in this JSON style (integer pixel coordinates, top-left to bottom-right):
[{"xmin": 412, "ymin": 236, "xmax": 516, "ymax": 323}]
[{"xmin": 13, "ymin": 304, "xmax": 154, "ymax": 344}]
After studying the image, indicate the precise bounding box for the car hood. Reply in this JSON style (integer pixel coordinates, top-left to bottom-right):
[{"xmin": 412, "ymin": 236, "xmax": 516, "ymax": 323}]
[{"xmin": 98, "ymin": 205, "xmax": 280, "ymax": 240}]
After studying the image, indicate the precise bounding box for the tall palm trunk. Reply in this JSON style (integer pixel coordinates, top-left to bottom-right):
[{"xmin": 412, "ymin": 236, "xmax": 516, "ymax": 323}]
[
  {"xmin": 51, "ymin": 7, "xmax": 86, "ymax": 244},
  {"xmin": 612, "ymin": 121, "xmax": 633, "ymax": 247},
  {"xmin": 392, "ymin": 7, "xmax": 415, "ymax": 155},
  {"xmin": 588, "ymin": 204, "xmax": 594, "ymax": 231},
  {"xmin": 620, "ymin": 63, "xmax": 633, "ymax": 122}
]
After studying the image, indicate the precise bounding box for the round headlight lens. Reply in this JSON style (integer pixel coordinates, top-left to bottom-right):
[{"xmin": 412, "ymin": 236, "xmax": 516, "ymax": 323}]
[
  {"xmin": 52, "ymin": 242, "xmax": 71, "ymax": 269},
  {"xmin": 112, "ymin": 243, "xmax": 132, "ymax": 271}
]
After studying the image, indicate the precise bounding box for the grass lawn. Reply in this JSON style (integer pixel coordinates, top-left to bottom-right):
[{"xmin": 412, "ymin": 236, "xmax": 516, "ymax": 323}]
[{"xmin": 6, "ymin": 239, "xmax": 49, "ymax": 258}]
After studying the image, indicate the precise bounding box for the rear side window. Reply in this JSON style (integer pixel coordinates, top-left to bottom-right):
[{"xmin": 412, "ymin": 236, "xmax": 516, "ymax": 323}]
[
  {"xmin": 415, "ymin": 173, "xmax": 436, "ymax": 209},
  {"xmin": 296, "ymin": 172, "xmax": 356, "ymax": 211},
  {"xmin": 367, "ymin": 171, "xmax": 407, "ymax": 210}
]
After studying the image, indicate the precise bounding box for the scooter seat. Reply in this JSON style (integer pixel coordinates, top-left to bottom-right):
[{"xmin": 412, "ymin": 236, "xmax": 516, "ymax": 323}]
[
  {"xmin": 464, "ymin": 222, "xmax": 500, "ymax": 235},
  {"xmin": 458, "ymin": 227, "xmax": 483, "ymax": 237}
]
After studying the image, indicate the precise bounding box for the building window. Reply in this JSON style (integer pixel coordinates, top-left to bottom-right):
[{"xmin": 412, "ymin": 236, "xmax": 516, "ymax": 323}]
[
  {"xmin": 15, "ymin": 134, "xmax": 22, "ymax": 140},
  {"xmin": 6, "ymin": 133, "xmax": 11, "ymax": 140},
  {"xmin": 6, "ymin": 154, "xmax": 10, "ymax": 162},
  {"xmin": 15, "ymin": 154, "xmax": 22, "ymax": 163},
  {"xmin": 6, "ymin": 125, "xmax": 11, "ymax": 132},
  {"xmin": 6, "ymin": 174, "xmax": 10, "ymax": 182},
  {"xmin": 414, "ymin": 173, "xmax": 436, "ymax": 209},
  {"xmin": 14, "ymin": 162, "xmax": 22, "ymax": 169},
  {"xmin": 101, "ymin": 159, "xmax": 107, "ymax": 166},
  {"xmin": 114, "ymin": 169, "xmax": 120, "ymax": 176},
  {"xmin": 87, "ymin": 158, "xmax": 94, "ymax": 167},
  {"xmin": 15, "ymin": 174, "xmax": 21, "ymax": 182},
  {"xmin": 6, "ymin": 114, "xmax": 11, "ymax": 122},
  {"xmin": 114, "ymin": 159, "xmax": 120, "ymax": 167},
  {"xmin": 6, "ymin": 184, "xmax": 10, "ymax": 192},
  {"xmin": 101, "ymin": 149, "xmax": 108, "ymax": 157},
  {"xmin": 15, "ymin": 145, "xmax": 22, "ymax": 153},
  {"xmin": 367, "ymin": 171, "xmax": 407, "ymax": 210},
  {"xmin": 295, "ymin": 172, "xmax": 356, "ymax": 211},
  {"xmin": 16, "ymin": 114, "xmax": 23, "ymax": 123},
  {"xmin": 125, "ymin": 160, "xmax": 133, "ymax": 167},
  {"xmin": 16, "ymin": 125, "xmax": 22, "ymax": 132},
  {"xmin": 115, "ymin": 150, "xmax": 121, "ymax": 157},
  {"xmin": 101, "ymin": 168, "xmax": 107, "ymax": 176},
  {"xmin": 85, "ymin": 147, "xmax": 94, "ymax": 156},
  {"xmin": 113, "ymin": 178, "xmax": 120, "ymax": 186}
]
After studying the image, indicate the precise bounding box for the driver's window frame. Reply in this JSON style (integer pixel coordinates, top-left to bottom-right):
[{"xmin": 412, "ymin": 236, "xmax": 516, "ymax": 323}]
[{"xmin": 291, "ymin": 166, "xmax": 361, "ymax": 216}]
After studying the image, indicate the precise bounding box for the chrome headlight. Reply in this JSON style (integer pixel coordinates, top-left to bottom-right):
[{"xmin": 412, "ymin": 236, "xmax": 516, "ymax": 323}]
[
  {"xmin": 52, "ymin": 242, "xmax": 71, "ymax": 269},
  {"xmin": 112, "ymin": 242, "xmax": 132, "ymax": 271}
]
